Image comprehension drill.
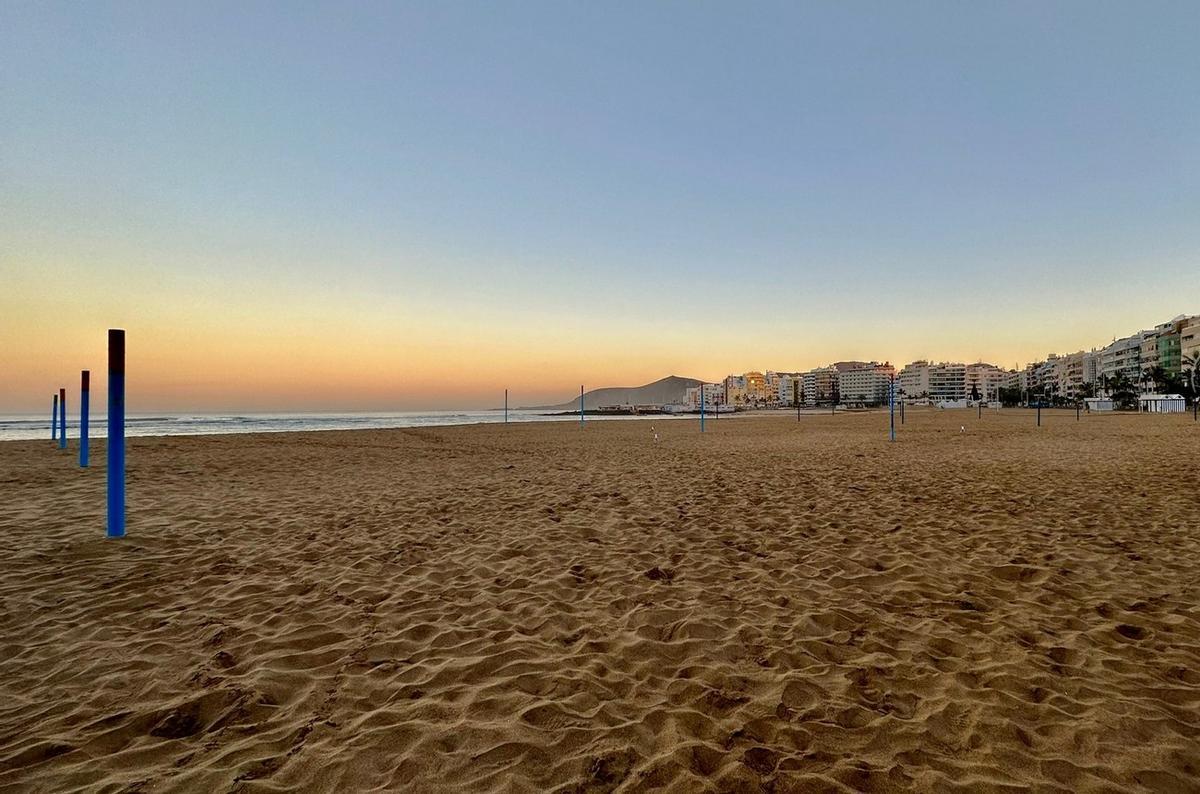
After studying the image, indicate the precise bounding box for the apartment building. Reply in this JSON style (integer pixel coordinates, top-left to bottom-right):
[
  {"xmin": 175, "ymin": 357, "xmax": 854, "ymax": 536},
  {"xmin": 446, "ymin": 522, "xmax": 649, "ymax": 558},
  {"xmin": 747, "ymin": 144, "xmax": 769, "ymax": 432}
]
[
  {"xmin": 898, "ymin": 361, "xmax": 931, "ymax": 399},
  {"xmin": 1035, "ymin": 356, "xmax": 1062, "ymax": 399},
  {"xmin": 743, "ymin": 371, "xmax": 769, "ymax": 404},
  {"xmin": 897, "ymin": 361, "xmax": 968, "ymax": 402},
  {"xmin": 929, "ymin": 362, "xmax": 967, "ymax": 402},
  {"xmin": 1183, "ymin": 320, "xmax": 1200, "ymax": 366},
  {"xmin": 1057, "ymin": 350, "xmax": 1099, "ymax": 399},
  {"xmin": 801, "ymin": 367, "xmax": 837, "ymax": 406},
  {"xmin": 1156, "ymin": 315, "xmax": 1200, "ymax": 375},
  {"xmin": 776, "ymin": 373, "xmax": 803, "ymax": 406},
  {"xmin": 723, "ymin": 375, "xmax": 746, "ymax": 406},
  {"xmin": 964, "ymin": 363, "xmax": 1011, "ymax": 402},
  {"xmin": 837, "ymin": 363, "xmax": 896, "ymax": 406},
  {"xmin": 1099, "ymin": 334, "xmax": 1143, "ymax": 383},
  {"xmin": 684, "ymin": 383, "xmax": 725, "ymax": 409}
]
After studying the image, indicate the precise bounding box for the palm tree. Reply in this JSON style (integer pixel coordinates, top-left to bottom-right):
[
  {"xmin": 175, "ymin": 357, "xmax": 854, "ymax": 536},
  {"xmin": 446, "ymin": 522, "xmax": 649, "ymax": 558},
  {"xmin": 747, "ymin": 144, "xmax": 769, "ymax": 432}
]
[
  {"xmin": 1109, "ymin": 371, "xmax": 1138, "ymax": 410},
  {"xmin": 1183, "ymin": 353, "xmax": 1199, "ymax": 404}
]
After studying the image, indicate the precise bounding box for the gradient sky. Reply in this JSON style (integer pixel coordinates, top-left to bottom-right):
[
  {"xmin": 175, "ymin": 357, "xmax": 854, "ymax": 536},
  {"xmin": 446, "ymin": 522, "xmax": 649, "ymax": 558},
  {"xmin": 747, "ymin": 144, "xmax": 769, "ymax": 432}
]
[{"xmin": 3, "ymin": 1, "xmax": 1198, "ymax": 411}]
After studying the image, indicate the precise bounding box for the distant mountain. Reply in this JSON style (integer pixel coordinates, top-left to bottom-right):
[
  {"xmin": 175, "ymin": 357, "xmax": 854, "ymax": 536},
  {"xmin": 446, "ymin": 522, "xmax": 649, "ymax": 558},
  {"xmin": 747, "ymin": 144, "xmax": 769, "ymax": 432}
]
[{"xmin": 524, "ymin": 376, "xmax": 703, "ymax": 411}]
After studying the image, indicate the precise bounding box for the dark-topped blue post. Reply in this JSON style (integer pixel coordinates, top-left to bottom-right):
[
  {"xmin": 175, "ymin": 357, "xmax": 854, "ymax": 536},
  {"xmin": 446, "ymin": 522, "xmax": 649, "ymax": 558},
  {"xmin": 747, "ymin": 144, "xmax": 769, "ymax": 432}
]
[
  {"xmin": 58, "ymin": 388, "xmax": 67, "ymax": 450},
  {"xmin": 80, "ymin": 370, "xmax": 90, "ymax": 467},
  {"xmin": 700, "ymin": 387, "xmax": 706, "ymax": 433},
  {"xmin": 579, "ymin": 385, "xmax": 584, "ymax": 427},
  {"xmin": 107, "ymin": 329, "xmax": 126, "ymax": 538},
  {"xmin": 52, "ymin": 393, "xmax": 58, "ymax": 441},
  {"xmin": 889, "ymin": 376, "xmax": 895, "ymax": 442}
]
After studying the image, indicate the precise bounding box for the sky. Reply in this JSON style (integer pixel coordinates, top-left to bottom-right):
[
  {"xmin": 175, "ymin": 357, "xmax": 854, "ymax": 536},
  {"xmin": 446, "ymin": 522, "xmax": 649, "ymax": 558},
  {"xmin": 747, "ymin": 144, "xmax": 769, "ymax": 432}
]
[{"xmin": 3, "ymin": 1, "xmax": 1198, "ymax": 411}]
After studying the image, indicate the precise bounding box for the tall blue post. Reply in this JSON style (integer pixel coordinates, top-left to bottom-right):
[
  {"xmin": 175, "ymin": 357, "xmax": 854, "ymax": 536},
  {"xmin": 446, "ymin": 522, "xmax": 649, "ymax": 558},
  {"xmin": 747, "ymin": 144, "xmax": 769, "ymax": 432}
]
[
  {"xmin": 107, "ymin": 329, "xmax": 126, "ymax": 538},
  {"xmin": 579, "ymin": 385, "xmax": 584, "ymax": 427},
  {"xmin": 80, "ymin": 370, "xmax": 90, "ymax": 467},
  {"xmin": 700, "ymin": 387, "xmax": 706, "ymax": 433},
  {"xmin": 52, "ymin": 393, "xmax": 58, "ymax": 441},
  {"xmin": 58, "ymin": 388, "xmax": 67, "ymax": 450},
  {"xmin": 889, "ymin": 376, "xmax": 895, "ymax": 442}
]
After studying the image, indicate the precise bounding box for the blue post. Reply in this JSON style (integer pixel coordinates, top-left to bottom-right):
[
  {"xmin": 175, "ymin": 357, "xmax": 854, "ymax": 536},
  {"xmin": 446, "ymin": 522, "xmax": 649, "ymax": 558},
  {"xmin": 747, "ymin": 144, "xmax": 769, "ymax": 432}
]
[
  {"xmin": 700, "ymin": 387, "xmax": 706, "ymax": 433},
  {"xmin": 888, "ymin": 379, "xmax": 897, "ymax": 443},
  {"xmin": 504, "ymin": 389, "xmax": 508, "ymax": 424},
  {"xmin": 107, "ymin": 329, "xmax": 126, "ymax": 538},
  {"xmin": 52, "ymin": 393, "xmax": 58, "ymax": 441},
  {"xmin": 889, "ymin": 377, "xmax": 895, "ymax": 442},
  {"xmin": 58, "ymin": 388, "xmax": 67, "ymax": 450},
  {"xmin": 579, "ymin": 385, "xmax": 584, "ymax": 427},
  {"xmin": 80, "ymin": 370, "xmax": 90, "ymax": 467}
]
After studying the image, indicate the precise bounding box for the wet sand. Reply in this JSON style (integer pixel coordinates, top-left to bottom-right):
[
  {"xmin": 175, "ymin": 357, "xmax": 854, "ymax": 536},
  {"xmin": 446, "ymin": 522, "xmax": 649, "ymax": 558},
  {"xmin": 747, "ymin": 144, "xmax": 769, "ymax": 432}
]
[{"xmin": 1, "ymin": 409, "xmax": 1198, "ymax": 792}]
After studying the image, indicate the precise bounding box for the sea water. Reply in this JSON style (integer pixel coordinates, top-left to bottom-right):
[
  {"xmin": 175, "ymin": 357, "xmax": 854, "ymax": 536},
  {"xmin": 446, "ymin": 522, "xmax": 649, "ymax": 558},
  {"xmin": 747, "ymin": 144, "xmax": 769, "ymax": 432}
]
[{"xmin": 0, "ymin": 410, "xmax": 689, "ymax": 441}]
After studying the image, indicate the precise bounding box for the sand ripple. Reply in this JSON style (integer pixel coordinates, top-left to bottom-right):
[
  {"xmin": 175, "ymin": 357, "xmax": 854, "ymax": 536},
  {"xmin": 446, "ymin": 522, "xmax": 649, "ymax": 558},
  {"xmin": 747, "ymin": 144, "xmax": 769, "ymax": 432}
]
[{"xmin": 1, "ymin": 411, "xmax": 1198, "ymax": 791}]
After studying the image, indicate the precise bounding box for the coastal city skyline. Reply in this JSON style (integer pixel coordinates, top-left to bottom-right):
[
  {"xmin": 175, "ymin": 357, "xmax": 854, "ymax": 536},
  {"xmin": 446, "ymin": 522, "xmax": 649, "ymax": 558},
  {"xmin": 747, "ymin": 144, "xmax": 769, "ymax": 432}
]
[{"xmin": 6, "ymin": 310, "xmax": 1196, "ymax": 415}]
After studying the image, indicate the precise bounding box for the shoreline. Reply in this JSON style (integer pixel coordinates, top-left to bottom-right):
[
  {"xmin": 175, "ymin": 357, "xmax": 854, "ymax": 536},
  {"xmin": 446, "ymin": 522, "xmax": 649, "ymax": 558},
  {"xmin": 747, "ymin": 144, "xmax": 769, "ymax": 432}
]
[{"xmin": 1, "ymin": 404, "xmax": 1170, "ymax": 445}]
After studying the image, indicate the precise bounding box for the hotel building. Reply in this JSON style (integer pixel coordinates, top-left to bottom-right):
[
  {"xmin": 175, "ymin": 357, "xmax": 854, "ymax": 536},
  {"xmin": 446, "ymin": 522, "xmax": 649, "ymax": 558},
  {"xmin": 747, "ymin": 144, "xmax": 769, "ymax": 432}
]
[
  {"xmin": 837, "ymin": 363, "xmax": 896, "ymax": 406},
  {"xmin": 801, "ymin": 367, "xmax": 837, "ymax": 407}
]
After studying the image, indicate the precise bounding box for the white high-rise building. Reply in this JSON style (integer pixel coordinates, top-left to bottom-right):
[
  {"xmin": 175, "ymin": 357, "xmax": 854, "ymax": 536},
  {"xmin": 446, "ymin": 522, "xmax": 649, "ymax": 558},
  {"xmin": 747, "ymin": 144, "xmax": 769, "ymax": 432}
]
[
  {"xmin": 801, "ymin": 367, "xmax": 837, "ymax": 406},
  {"xmin": 898, "ymin": 361, "xmax": 931, "ymax": 400},
  {"xmin": 964, "ymin": 363, "xmax": 1012, "ymax": 402},
  {"xmin": 1099, "ymin": 334, "xmax": 1142, "ymax": 384},
  {"xmin": 776, "ymin": 373, "xmax": 803, "ymax": 406},
  {"xmin": 837, "ymin": 363, "xmax": 895, "ymax": 406}
]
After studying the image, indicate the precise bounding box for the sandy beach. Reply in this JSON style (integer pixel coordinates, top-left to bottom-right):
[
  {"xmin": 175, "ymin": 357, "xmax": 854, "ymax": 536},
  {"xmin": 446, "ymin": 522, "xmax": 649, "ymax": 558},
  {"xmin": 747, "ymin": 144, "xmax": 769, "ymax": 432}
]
[{"xmin": 1, "ymin": 409, "xmax": 1198, "ymax": 792}]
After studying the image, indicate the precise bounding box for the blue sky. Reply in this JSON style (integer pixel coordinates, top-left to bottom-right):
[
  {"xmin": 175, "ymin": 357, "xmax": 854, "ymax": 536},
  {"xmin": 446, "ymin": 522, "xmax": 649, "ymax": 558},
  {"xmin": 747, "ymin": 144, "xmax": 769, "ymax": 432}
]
[{"xmin": 2, "ymin": 1, "xmax": 1198, "ymax": 409}]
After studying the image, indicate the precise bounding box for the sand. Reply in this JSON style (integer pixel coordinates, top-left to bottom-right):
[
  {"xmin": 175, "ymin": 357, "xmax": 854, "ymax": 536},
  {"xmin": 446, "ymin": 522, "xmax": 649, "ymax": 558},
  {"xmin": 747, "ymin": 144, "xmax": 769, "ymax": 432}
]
[{"xmin": 1, "ymin": 409, "xmax": 1198, "ymax": 793}]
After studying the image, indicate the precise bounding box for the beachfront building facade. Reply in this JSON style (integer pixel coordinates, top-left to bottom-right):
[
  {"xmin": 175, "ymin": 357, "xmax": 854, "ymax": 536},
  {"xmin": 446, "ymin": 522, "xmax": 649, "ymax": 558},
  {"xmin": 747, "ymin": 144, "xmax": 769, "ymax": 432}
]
[
  {"xmin": 898, "ymin": 361, "xmax": 931, "ymax": 401},
  {"xmin": 1056, "ymin": 350, "xmax": 1099, "ymax": 400},
  {"xmin": 1099, "ymin": 334, "xmax": 1143, "ymax": 385},
  {"xmin": 837, "ymin": 362, "xmax": 895, "ymax": 406},
  {"xmin": 1183, "ymin": 320, "xmax": 1200, "ymax": 370},
  {"xmin": 1036, "ymin": 356, "xmax": 1063, "ymax": 401},
  {"xmin": 685, "ymin": 382, "xmax": 725, "ymax": 410},
  {"xmin": 693, "ymin": 311, "xmax": 1198, "ymax": 413},
  {"xmin": 802, "ymin": 367, "xmax": 837, "ymax": 406},
  {"xmin": 1156, "ymin": 315, "xmax": 1199, "ymax": 375},
  {"xmin": 929, "ymin": 362, "xmax": 966, "ymax": 402},
  {"xmin": 776, "ymin": 373, "xmax": 803, "ymax": 406},
  {"xmin": 742, "ymin": 371, "xmax": 769, "ymax": 405},
  {"xmin": 1139, "ymin": 337, "xmax": 1158, "ymax": 372},
  {"xmin": 723, "ymin": 376, "xmax": 746, "ymax": 407},
  {"xmin": 898, "ymin": 361, "xmax": 967, "ymax": 403},
  {"xmin": 963, "ymin": 363, "xmax": 1012, "ymax": 403}
]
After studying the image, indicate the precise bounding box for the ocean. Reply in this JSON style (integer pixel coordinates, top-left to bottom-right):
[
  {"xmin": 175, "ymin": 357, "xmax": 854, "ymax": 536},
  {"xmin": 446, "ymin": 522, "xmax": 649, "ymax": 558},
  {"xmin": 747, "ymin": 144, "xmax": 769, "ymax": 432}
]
[{"xmin": 0, "ymin": 410, "xmax": 689, "ymax": 442}]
